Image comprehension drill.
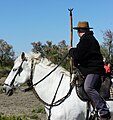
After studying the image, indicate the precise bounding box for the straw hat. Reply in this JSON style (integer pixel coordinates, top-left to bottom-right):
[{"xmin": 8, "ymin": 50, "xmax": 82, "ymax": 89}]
[{"xmin": 73, "ymin": 21, "xmax": 93, "ymax": 30}]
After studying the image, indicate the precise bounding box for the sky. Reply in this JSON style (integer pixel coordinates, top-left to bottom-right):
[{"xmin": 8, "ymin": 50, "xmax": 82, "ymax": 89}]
[{"xmin": 0, "ymin": 0, "xmax": 113, "ymax": 55}]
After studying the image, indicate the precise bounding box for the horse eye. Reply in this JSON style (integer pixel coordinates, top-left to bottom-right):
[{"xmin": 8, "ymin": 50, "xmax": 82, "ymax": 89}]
[
  {"xmin": 18, "ymin": 67, "xmax": 23, "ymax": 73},
  {"xmin": 13, "ymin": 68, "xmax": 17, "ymax": 71},
  {"xmin": 25, "ymin": 58, "xmax": 27, "ymax": 61}
]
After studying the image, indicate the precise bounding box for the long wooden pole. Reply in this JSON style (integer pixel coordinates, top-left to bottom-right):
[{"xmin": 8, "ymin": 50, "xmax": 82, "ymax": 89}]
[
  {"xmin": 68, "ymin": 8, "xmax": 73, "ymax": 80},
  {"xmin": 68, "ymin": 8, "xmax": 73, "ymax": 48}
]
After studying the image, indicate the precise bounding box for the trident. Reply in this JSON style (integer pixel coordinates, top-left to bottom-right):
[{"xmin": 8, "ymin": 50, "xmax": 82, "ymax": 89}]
[{"xmin": 68, "ymin": 8, "xmax": 74, "ymax": 81}]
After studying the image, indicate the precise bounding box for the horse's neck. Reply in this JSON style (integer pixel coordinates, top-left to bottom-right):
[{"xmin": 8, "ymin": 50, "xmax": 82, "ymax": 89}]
[{"xmin": 32, "ymin": 61, "xmax": 71, "ymax": 103}]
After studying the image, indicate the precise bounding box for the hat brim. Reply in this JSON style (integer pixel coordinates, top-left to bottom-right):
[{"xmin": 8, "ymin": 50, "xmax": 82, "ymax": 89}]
[{"xmin": 73, "ymin": 27, "xmax": 93, "ymax": 30}]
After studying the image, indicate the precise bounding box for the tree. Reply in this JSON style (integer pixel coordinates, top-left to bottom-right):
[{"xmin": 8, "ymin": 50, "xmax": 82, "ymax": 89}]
[
  {"xmin": 31, "ymin": 40, "xmax": 70, "ymax": 70},
  {"xmin": 31, "ymin": 41, "xmax": 43, "ymax": 55},
  {"xmin": 0, "ymin": 39, "xmax": 15, "ymax": 67},
  {"xmin": 100, "ymin": 45, "xmax": 108, "ymax": 60},
  {"xmin": 102, "ymin": 29, "xmax": 113, "ymax": 63}
]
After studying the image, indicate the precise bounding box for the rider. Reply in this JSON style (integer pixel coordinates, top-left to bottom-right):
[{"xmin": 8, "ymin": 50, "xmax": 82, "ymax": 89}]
[{"xmin": 69, "ymin": 21, "xmax": 111, "ymax": 119}]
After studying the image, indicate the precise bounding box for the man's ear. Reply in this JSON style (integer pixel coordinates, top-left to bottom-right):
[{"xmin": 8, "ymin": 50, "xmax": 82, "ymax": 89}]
[{"xmin": 21, "ymin": 52, "xmax": 25, "ymax": 60}]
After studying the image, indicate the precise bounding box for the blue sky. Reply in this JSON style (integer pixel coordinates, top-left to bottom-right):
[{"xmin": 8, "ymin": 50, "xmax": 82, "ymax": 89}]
[{"xmin": 0, "ymin": 0, "xmax": 113, "ymax": 55}]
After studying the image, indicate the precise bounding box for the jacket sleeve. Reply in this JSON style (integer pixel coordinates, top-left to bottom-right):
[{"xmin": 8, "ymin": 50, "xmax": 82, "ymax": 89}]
[{"xmin": 69, "ymin": 48, "xmax": 78, "ymax": 61}]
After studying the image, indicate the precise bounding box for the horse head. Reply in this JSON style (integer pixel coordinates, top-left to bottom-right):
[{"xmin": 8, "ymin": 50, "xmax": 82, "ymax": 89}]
[{"xmin": 3, "ymin": 52, "xmax": 41, "ymax": 96}]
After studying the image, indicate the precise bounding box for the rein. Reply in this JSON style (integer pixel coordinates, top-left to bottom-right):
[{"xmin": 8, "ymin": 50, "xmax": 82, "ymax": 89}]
[
  {"xmin": 24, "ymin": 52, "xmax": 73, "ymax": 107},
  {"xmin": 6, "ymin": 52, "xmax": 74, "ymax": 120},
  {"xmin": 24, "ymin": 52, "xmax": 69, "ymax": 91},
  {"xmin": 24, "ymin": 52, "xmax": 74, "ymax": 120},
  {"xmin": 47, "ymin": 73, "xmax": 64, "ymax": 120}
]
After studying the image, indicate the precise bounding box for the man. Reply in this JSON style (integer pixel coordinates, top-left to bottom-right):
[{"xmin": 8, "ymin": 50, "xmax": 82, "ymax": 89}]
[
  {"xmin": 69, "ymin": 21, "xmax": 110, "ymax": 119},
  {"xmin": 104, "ymin": 62, "xmax": 111, "ymax": 78}
]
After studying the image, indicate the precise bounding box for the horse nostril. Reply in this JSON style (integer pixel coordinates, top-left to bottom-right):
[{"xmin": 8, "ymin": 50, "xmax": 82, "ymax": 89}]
[
  {"xmin": 2, "ymin": 87, "xmax": 6, "ymax": 93},
  {"xmin": 7, "ymin": 89, "xmax": 13, "ymax": 96}
]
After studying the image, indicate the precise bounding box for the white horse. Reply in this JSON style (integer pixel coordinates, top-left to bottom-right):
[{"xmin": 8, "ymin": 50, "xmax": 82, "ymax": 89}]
[{"xmin": 3, "ymin": 52, "xmax": 113, "ymax": 120}]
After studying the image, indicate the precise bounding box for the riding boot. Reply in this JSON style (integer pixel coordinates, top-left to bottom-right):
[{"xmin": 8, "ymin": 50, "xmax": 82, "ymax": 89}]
[{"xmin": 100, "ymin": 111, "xmax": 111, "ymax": 120}]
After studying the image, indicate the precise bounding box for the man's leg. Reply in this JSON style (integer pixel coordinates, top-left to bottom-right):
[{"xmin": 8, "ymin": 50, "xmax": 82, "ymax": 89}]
[{"xmin": 84, "ymin": 74, "xmax": 110, "ymax": 119}]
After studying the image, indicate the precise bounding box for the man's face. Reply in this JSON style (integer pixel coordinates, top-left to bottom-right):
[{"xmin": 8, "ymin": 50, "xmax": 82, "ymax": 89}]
[{"xmin": 77, "ymin": 31, "xmax": 81, "ymax": 37}]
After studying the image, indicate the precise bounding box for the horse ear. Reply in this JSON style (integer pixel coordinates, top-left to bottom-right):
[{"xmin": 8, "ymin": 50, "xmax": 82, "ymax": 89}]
[{"xmin": 21, "ymin": 52, "xmax": 25, "ymax": 60}]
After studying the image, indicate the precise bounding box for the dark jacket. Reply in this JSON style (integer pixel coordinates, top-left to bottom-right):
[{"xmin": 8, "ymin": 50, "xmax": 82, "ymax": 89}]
[{"xmin": 69, "ymin": 31, "xmax": 105, "ymax": 76}]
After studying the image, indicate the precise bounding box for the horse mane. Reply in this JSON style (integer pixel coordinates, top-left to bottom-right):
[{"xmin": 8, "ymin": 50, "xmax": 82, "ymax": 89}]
[
  {"xmin": 15, "ymin": 52, "xmax": 70, "ymax": 76},
  {"xmin": 39, "ymin": 54, "xmax": 70, "ymax": 76},
  {"xmin": 30, "ymin": 52, "xmax": 70, "ymax": 76}
]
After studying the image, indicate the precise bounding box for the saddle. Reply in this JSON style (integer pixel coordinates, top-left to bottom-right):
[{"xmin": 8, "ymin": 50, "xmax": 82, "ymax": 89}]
[
  {"xmin": 72, "ymin": 68, "xmax": 111, "ymax": 102},
  {"xmin": 71, "ymin": 68, "xmax": 90, "ymax": 102}
]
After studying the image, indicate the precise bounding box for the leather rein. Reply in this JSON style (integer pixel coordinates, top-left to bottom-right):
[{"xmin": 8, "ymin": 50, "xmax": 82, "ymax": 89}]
[
  {"xmin": 24, "ymin": 53, "xmax": 74, "ymax": 120},
  {"xmin": 24, "ymin": 53, "xmax": 73, "ymax": 107},
  {"xmin": 5, "ymin": 53, "xmax": 74, "ymax": 120}
]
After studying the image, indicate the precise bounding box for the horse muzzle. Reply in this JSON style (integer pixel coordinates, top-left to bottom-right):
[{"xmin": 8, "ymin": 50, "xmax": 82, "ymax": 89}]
[{"xmin": 3, "ymin": 84, "xmax": 14, "ymax": 96}]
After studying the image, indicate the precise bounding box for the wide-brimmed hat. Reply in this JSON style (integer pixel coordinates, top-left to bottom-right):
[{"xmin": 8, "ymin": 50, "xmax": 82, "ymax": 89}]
[{"xmin": 73, "ymin": 21, "xmax": 93, "ymax": 30}]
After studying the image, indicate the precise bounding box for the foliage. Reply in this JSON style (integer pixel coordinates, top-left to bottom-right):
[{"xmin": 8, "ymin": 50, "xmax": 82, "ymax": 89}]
[
  {"xmin": 32, "ymin": 105, "xmax": 46, "ymax": 114},
  {"xmin": 0, "ymin": 39, "xmax": 15, "ymax": 67},
  {"xmin": 0, "ymin": 105, "xmax": 46, "ymax": 120},
  {"xmin": 31, "ymin": 40, "xmax": 70, "ymax": 70},
  {"xmin": 29, "ymin": 113, "xmax": 39, "ymax": 120},
  {"xmin": 102, "ymin": 29, "xmax": 113, "ymax": 63},
  {"xmin": 0, "ymin": 114, "xmax": 29, "ymax": 120},
  {"xmin": 30, "ymin": 105, "xmax": 46, "ymax": 119},
  {"xmin": 100, "ymin": 45, "xmax": 109, "ymax": 60}
]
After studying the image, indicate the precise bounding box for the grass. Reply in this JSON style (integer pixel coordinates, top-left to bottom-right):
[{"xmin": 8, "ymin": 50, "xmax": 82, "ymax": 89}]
[
  {"xmin": 0, "ymin": 114, "xmax": 29, "ymax": 120},
  {"xmin": 32, "ymin": 105, "xmax": 46, "ymax": 114},
  {"xmin": 0, "ymin": 66, "xmax": 46, "ymax": 120},
  {"xmin": 0, "ymin": 105, "xmax": 46, "ymax": 120},
  {"xmin": 29, "ymin": 105, "xmax": 46, "ymax": 119},
  {"xmin": 0, "ymin": 87, "xmax": 3, "ymax": 94}
]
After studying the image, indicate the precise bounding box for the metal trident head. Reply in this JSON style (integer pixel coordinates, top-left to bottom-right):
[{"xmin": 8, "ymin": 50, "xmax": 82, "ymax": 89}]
[{"xmin": 68, "ymin": 8, "xmax": 73, "ymax": 12}]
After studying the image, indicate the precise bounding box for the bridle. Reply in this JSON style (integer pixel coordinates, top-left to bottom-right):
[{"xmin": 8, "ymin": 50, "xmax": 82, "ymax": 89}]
[
  {"xmin": 11, "ymin": 60, "xmax": 25, "ymax": 87},
  {"xmin": 4, "ymin": 52, "xmax": 74, "ymax": 120},
  {"xmin": 23, "ymin": 53, "xmax": 74, "ymax": 120},
  {"xmin": 4, "ymin": 52, "xmax": 109, "ymax": 120},
  {"xmin": 4, "ymin": 52, "xmax": 30, "ymax": 89}
]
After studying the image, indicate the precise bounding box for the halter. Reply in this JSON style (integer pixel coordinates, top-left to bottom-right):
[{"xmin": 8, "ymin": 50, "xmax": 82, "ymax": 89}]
[
  {"xmin": 4, "ymin": 57, "xmax": 27, "ymax": 88},
  {"xmin": 5, "ymin": 52, "xmax": 74, "ymax": 120},
  {"xmin": 24, "ymin": 53, "xmax": 74, "ymax": 120},
  {"xmin": 5, "ymin": 53, "xmax": 113, "ymax": 120},
  {"xmin": 24, "ymin": 53, "xmax": 74, "ymax": 108}
]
